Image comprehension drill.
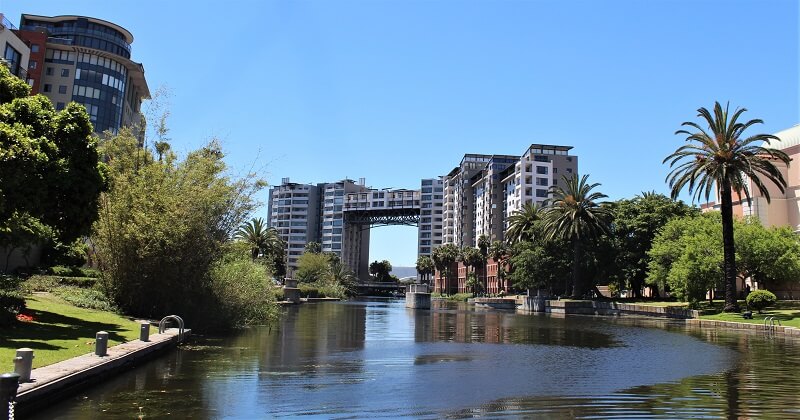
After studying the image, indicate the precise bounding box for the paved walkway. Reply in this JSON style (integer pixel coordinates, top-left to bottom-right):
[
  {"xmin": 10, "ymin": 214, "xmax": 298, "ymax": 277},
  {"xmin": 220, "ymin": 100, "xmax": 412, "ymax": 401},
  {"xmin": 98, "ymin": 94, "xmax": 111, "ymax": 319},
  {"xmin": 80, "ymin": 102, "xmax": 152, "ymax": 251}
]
[{"xmin": 16, "ymin": 328, "xmax": 187, "ymax": 404}]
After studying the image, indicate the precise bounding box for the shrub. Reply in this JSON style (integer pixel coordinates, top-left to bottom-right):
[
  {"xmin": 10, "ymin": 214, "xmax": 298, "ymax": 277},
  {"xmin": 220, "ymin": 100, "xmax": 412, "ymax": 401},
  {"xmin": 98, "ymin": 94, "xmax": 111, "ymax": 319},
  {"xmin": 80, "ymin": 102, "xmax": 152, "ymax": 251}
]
[
  {"xmin": 207, "ymin": 253, "xmax": 280, "ymax": 329},
  {"xmin": 298, "ymin": 284, "xmax": 320, "ymax": 298},
  {"xmin": 746, "ymin": 289, "xmax": 777, "ymax": 313},
  {"xmin": 47, "ymin": 266, "xmax": 100, "ymax": 278},
  {"xmin": 21, "ymin": 275, "xmax": 60, "ymax": 292},
  {"xmin": 53, "ymin": 287, "xmax": 117, "ymax": 312},
  {"xmin": 0, "ymin": 289, "xmax": 25, "ymax": 327},
  {"xmin": 42, "ymin": 240, "xmax": 89, "ymax": 267}
]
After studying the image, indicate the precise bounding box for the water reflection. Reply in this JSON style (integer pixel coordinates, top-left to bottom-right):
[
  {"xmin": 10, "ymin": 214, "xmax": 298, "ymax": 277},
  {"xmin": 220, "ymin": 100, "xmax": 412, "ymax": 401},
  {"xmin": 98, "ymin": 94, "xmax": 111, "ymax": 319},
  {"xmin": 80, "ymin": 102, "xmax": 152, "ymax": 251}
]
[{"xmin": 30, "ymin": 299, "xmax": 800, "ymax": 419}]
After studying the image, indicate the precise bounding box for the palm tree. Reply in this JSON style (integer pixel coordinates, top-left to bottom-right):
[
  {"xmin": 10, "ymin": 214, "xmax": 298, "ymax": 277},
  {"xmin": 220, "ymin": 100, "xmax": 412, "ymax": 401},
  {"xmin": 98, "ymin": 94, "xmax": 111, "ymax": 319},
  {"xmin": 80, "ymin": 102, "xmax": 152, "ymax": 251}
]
[
  {"xmin": 488, "ymin": 240, "xmax": 509, "ymax": 292},
  {"xmin": 459, "ymin": 247, "xmax": 485, "ymax": 295},
  {"xmin": 328, "ymin": 260, "xmax": 357, "ymax": 295},
  {"xmin": 664, "ymin": 102, "xmax": 790, "ymax": 312},
  {"xmin": 543, "ymin": 174, "xmax": 611, "ymax": 298},
  {"xmin": 234, "ymin": 217, "xmax": 272, "ymax": 260},
  {"xmin": 415, "ymin": 255, "xmax": 435, "ymax": 284},
  {"xmin": 477, "ymin": 234, "xmax": 490, "ymax": 293},
  {"xmin": 505, "ymin": 202, "xmax": 542, "ymax": 244},
  {"xmin": 432, "ymin": 244, "xmax": 459, "ymax": 295}
]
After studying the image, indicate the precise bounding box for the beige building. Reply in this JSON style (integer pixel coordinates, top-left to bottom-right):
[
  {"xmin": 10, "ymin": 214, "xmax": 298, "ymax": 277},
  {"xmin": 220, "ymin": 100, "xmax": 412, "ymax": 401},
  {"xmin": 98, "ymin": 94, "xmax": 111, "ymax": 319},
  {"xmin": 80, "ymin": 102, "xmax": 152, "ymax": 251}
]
[
  {"xmin": 0, "ymin": 14, "xmax": 31, "ymax": 83},
  {"xmin": 702, "ymin": 125, "xmax": 800, "ymax": 232}
]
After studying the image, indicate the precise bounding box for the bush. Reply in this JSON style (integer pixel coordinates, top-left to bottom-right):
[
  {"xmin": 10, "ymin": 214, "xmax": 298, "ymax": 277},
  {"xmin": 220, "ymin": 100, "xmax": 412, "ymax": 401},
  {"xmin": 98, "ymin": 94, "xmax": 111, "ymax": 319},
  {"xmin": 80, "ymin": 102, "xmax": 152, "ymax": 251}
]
[
  {"xmin": 746, "ymin": 289, "xmax": 777, "ymax": 313},
  {"xmin": 207, "ymin": 253, "xmax": 280, "ymax": 329},
  {"xmin": 53, "ymin": 287, "xmax": 117, "ymax": 312},
  {"xmin": 0, "ymin": 289, "xmax": 25, "ymax": 327},
  {"xmin": 47, "ymin": 266, "xmax": 100, "ymax": 278},
  {"xmin": 298, "ymin": 284, "xmax": 320, "ymax": 298},
  {"xmin": 41, "ymin": 240, "xmax": 89, "ymax": 267}
]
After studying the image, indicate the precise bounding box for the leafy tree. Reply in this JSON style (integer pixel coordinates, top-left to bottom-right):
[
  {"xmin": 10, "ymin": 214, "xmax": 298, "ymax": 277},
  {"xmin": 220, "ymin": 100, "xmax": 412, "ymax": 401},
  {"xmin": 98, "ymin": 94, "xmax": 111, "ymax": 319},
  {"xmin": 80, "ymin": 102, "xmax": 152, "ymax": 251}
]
[
  {"xmin": 465, "ymin": 272, "xmax": 483, "ymax": 296},
  {"xmin": 432, "ymin": 243, "xmax": 459, "ymax": 295},
  {"xmin": 327, "ymin": 260, "xmax": 357, "ymax": 295},
  {"xmin": 459, "ymin": 246, "xmax": 485, "ymax": 293},
  {"xmin": 664, "ymin": 102, "xmax": 791, "ymax": 312},
  {"xmin": 0, "ymin": 64, "xmax": 106, "ymax": 248},
  {"xmin": 736, "ymin": 219, "xmax": 800, "ymax": 292},
  {"xmin": 304, "ymin": 242, "xmax": 322, "ymax": 254},
  {"xmin": 647, "ymin": 213, "xmax": 723, "ymax": 304},
  {"xmin": 509, "ymin": 237, "xmax": 571, "ymax": 296},
  {"xmin": 609, "ymin": 193, "xmax": 697, "ymax": 297},
  {"xmin": 0, "ymin": 212, "xmax": 53, "ymax": 272},
  {"xmin": 505, "ymin": 202, "xmax": 542, "ymax": 244},
  {"xmin": 415, "ymin": 255, "xmax": 435, "ymax": 284},
  {"xmin": 92, "ymin": 130, "xmax": 264, "ymax": 327},
  {"xmin": 297, "ymin": 252, "xmax": 332, "ymax": 283},
  {"xmin": 369, "ymin": 260, "xmax": 393, "ymax": 281},
  {"xmin": 543, "ymin": 174, "xmax": 611, "ymax": 298}
]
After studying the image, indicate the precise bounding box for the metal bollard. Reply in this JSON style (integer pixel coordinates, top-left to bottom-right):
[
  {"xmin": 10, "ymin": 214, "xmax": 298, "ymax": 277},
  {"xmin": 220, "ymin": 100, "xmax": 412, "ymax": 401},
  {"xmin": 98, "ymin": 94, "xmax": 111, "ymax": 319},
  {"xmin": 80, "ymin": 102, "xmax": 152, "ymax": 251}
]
[
  {"xmin": 13, "ymin": 349, "xmax": 33, "ymax": 383},
  {"xmin": 1, "ymin": 372, "xmax": 20, "ymax": 420},
  {"xmin": 95, "ymin": 331, "xmax": 109, "ymax": 356},
  {"xmin": 139, "ymin": 322, "xmax": 150, "ymax": 342}
]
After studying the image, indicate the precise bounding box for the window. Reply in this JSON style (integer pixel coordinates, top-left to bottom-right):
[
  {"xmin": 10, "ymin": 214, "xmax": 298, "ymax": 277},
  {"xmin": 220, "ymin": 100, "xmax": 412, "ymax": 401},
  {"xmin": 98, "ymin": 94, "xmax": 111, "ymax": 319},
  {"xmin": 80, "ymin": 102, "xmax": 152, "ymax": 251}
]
[
  {"xmin": 43, "ymin": 84, "xmax": 52, "ymax": 93},
  {"xmin": 61, "ymin": 68, "xmax": 70, "ymax": 77},
  {"xmin": 536, "ymin": 177, "xmax": 548, "ymax": 186},
  {"xmin": 58, "ymin": 85, "xmax": 67, "ymax": 94},
  {"xmin": 46, "ymin": 67, "xmax": 54, "ymax": 76},
  {"xmin": 29, "ymin": 61, "xmax": 37, "ymax": 69},
  {"xmin": 567, "ymin": 168, "xmax": 573, "ymax": 173},
  {"xmin": 56, "ymin": 102, "xmax": 65, "ymax": 110},
  {"xmin": 536, "ymin": 166, "xmax": 548, "ymax": 175},
  {"xmin": 536, "ymin": 189, "xmax": 548, "ymax": 198},
  {"xmin": 31, "ymin": 44, "xmax": 40, "ymax": 53},
  {"xmin": 3, "ymin": 44, "xmax": 21, "ymax": 75}
]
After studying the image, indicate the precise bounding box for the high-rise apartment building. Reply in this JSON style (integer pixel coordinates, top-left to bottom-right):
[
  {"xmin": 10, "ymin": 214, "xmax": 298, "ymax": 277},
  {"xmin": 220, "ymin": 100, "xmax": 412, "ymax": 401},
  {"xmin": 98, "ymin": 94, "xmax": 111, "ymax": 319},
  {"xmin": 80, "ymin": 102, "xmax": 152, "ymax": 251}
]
[
  {"xmin": 442, "ymin": 144, "xmax": 578, "ymax": 247},
  {"xmin": 267, "ymin": 179, "xmax": 321, "ymax": 273},
  {"xmin": 14, "ymin": 14, "xmax": 149, "ymax": 134},
  {"xmin": 320, "ymin": 179, "xmax": 370, "ymax": 279},
  {"xmin": 0, "ymin": 14, "xmax": 30, "ymax": 82},
  {"xmin": 418, "ymin": 178, "xmax": 444, "ymax": 257}
]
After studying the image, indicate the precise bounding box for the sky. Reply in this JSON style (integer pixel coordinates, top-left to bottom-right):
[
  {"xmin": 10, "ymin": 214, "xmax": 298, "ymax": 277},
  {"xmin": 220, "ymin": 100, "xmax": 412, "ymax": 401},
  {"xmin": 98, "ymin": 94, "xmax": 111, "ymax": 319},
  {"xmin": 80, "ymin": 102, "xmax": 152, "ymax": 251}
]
[{"xmin": 3, "ymin": 0, "xmax": 798, "ymax": 266}]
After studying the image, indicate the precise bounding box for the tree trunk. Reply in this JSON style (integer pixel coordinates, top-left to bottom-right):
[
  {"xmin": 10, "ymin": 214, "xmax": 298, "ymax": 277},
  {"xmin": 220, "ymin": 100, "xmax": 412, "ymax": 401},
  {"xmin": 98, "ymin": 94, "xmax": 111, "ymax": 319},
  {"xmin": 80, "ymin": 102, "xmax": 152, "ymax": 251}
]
[
  {"xmin": 572, "ymin": 240, "xmax": 583, "ymax": 298},
  {"xmin": 719, "ymin": 181, "xmax": 741, "ymax": 312}
]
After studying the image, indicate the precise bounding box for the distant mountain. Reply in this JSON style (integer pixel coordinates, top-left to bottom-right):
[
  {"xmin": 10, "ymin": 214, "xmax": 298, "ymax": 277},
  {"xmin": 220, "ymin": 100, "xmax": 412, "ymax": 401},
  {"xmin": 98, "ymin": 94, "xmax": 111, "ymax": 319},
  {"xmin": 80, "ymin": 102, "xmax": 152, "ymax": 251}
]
[{"xmin": 391, "ymin": 266, "xmax": 418, "ymax": 279}]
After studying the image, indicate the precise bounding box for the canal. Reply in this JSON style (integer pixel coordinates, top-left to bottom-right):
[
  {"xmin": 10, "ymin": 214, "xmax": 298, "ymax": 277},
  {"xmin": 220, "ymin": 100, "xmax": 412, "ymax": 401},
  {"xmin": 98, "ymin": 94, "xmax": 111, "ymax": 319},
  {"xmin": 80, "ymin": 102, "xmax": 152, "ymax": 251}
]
[{"xmin": 32, "ymin": 299, "xmax": 800, "ymax": 418}]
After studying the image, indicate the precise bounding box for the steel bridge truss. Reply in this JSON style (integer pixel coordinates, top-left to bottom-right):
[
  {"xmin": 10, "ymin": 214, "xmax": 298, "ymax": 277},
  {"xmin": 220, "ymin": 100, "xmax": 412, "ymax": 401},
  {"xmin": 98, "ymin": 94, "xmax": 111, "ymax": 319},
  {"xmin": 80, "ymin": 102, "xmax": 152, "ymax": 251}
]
[{"xmin": 344, "ymin": 209, "xmax": 420, "ymax": 229}]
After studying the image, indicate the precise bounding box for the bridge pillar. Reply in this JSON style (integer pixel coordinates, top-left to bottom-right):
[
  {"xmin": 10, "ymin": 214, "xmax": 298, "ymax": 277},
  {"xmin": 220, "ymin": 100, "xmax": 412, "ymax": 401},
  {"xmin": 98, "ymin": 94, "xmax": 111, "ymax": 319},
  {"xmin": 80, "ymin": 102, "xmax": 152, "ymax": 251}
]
[{"xmin": 405, "ymin": 284, "xmax": 431, "ymax": 309}]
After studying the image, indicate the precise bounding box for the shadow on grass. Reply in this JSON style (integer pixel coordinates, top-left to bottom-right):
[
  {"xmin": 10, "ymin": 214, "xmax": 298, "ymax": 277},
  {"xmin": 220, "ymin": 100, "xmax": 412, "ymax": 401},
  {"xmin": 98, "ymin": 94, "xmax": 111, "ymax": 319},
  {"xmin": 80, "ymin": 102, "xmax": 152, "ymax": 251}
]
[{"xmin": 0, "ymin": 308, "xmax": 129, "ymax": 350}]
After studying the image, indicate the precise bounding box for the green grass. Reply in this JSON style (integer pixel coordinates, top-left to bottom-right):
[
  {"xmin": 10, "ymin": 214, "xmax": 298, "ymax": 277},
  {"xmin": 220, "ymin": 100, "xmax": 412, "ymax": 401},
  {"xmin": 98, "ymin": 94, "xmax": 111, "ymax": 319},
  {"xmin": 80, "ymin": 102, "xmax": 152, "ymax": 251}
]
[
  {"xmin": 0, "ymin": 293, "xmax": 142, "ymax": 369},
  {"xmin": 432, "ymin": 292, "xmax": 473, "ymax": 302},
  {"xmin": 698, "ymin": 300, "xmax": 800, "ymax": 328}
]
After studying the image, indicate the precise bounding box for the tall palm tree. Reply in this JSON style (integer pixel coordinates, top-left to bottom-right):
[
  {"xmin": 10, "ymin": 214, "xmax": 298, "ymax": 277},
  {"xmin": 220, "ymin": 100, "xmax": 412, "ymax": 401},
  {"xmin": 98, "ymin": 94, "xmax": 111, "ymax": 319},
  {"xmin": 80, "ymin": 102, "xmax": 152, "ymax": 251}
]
[
  {"xmin": 235, "ymin": 217, "xmax": 271, "ymax": 260},
  {"xmin": 477, "ymin": 234, "xmax": 490, "ymax": 292},
  {"xmin": 459, "ymin": 247, "xmax": 485, "ymax": 295},
  {"xmin": 664, "ymin": 102, "xmax": 790, "ymax": 312},
  {"xmin": 505, "ymin": 202, "xmax": 542, "ymax": 244},
  {"xmin": 415, "ymin": 255, "xmax": 435, "ymax": 284},
  {"xmin": 543, "ymin": 174, "xmax": 611, "ymax": 298},
  {"xmin": 488, "ymin": 240, "xmax": 509, "ymax": 292},
  {"xmin": 432, "ymin": 244, "xmax": 459, "ymax": 295}
]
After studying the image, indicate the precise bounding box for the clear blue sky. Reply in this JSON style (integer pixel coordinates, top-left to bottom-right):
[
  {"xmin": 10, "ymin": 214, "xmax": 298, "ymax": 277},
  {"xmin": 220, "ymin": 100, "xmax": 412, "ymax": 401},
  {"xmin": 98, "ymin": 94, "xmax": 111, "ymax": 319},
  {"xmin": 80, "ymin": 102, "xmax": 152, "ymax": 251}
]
[{"xmin": 4, "ymin": 0, "xmax": 798, "ymax": 266}]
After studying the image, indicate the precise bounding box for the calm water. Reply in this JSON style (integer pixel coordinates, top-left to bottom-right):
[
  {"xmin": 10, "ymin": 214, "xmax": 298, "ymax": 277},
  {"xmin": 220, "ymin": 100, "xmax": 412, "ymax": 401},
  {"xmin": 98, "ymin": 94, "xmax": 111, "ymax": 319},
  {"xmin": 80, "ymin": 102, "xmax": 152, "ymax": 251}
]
[{"xmin": 31, "ymin": 299, "xmax": 800, "ymax": 418}]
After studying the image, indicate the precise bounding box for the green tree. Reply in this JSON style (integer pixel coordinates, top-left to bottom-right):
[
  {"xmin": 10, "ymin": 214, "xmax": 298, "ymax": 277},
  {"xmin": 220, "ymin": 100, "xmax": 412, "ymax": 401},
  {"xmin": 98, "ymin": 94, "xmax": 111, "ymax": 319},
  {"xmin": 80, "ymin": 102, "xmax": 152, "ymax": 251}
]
[
  {"xmin": 304, "ymin": 242, "xmax": 322, "ymax": 254},
  {"xmin": 505, "ymin": 202, "xmax": 542, "ymax": 244},
  {"xmin": 477, "ymin": 234, "xmax": 490, "ymax": 291},
  {"xmin": 459, "ymin": 246, "xmax": 484, "ymax": 294},
  {"xmin": 0, "ymin": 64, "xmax": 106, "ymax": 247},
  {"xmin": 609, "ymin": 193, "xmax": 697, "ymax": 297},
  {"xmin": 369, "ymin": 260, "xmax": 393, "ymax": 282},
  {"xmin": 0, "ymin": 212, "xmax": 53, "ymax": 272},
  {"xmin": 543, "ymin": 174, "xmax": 611, "ymax": 298},
  {"xmin": 736, "ymin": 219, "xmax": 800, "ymax": 292},
  {"xmin": 432, "ymin": 243, "xmax": 459, "ymax": 295},
  {"xmin": 92, "ymin": 131, "xmax": 264, "ymax": 327},
  {"xmin": 297, "ymin": 252, "xmax": 332, "ymax": 283},
  {"xmin": 647, "ymin": 213, "xmax": 723, "ymax": 304},
  {"xmin": 510, "ymin": 238, "xmax": 571, "ymax": 296},
  {"xmin": 235, "ymin": 217, "xmax": 271, "ymax": 260},
  {"xmin": 415, "ymin": 255, "xmax": 435, "ymax": 284},
  {"xmin": 327, "ymin": 260, "xmax": 357, "ymax": 295},
  {"xmin": 664, "ymin": 102, "xmax": 791, "ymax": 312}
]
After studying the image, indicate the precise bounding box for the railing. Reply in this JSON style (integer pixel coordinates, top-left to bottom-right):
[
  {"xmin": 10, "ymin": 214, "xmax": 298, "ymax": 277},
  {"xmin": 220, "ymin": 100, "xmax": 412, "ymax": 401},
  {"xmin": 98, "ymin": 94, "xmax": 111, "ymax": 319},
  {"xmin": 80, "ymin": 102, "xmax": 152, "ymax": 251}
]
[
  {"xmin": 0, "ymin": 14, "xmax": 17, "ymax": 30},
  {"xmin": 158, "ymin": 315, "xmax": 185, "ymax": 344}
]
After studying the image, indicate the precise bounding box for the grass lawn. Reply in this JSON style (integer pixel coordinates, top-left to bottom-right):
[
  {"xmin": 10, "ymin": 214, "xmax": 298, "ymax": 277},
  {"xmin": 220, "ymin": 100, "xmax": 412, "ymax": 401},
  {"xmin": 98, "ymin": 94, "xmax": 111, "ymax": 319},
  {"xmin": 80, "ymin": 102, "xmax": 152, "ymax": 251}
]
[
  {"xmin": 1, "ymin": 293, "xmax": 142, "ymax": 369},
  {"xmin": 699, "ymin": 300, "xmax": 800, "ymax": 328}
]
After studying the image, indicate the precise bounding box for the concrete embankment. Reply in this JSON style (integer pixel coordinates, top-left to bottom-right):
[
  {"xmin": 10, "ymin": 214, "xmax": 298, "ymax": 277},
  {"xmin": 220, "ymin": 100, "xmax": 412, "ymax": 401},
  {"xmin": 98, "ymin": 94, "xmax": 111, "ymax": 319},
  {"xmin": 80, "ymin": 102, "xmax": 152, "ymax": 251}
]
[
  {"xmin": 14, "ymin": 327, "xmax": 188, "ymax": 415},
  {"xmin": 517, "ymin": 299, "xmax": 700, "ymax": 319}
]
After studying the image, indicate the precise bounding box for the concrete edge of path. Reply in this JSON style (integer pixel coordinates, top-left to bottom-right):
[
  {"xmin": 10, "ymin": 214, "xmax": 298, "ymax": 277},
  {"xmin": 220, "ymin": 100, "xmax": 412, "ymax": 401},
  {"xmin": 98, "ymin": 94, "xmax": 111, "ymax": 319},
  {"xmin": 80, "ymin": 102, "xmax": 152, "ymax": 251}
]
[{"xmin": 13, "ymin": 327, "xmax": 190, "ymax": 415}]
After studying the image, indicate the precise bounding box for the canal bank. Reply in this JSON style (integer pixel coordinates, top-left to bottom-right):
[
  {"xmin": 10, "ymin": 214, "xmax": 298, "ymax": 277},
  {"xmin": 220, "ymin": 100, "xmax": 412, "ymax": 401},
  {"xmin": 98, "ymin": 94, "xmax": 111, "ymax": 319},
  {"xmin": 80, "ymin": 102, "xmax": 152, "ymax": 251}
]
[{"xmin": 9, "ymin": 327, "xmax": 188, "ymax": 416}]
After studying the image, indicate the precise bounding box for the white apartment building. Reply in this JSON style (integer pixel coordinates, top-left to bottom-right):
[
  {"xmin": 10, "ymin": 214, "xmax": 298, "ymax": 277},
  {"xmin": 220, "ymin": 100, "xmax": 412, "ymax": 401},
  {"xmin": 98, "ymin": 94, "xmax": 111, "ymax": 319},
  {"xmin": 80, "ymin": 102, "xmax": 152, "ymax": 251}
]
[
  {"xmin": 320, "ymin": 179, "xmax": 370, "ymax": 279},
  {"xmin": 267, "ymin": 179, "xmax": 321, "ymax": 274},
  {"xmin": 472, "ymin": 155, "xmax": 519, "ymax": 243},
  {"xmin": 419, "ymin": 178, "xmax": 444, "ymax": 257},
  {"xmin": 502, "ymin": 145, "xmax": 577, "ymax": 229}
]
